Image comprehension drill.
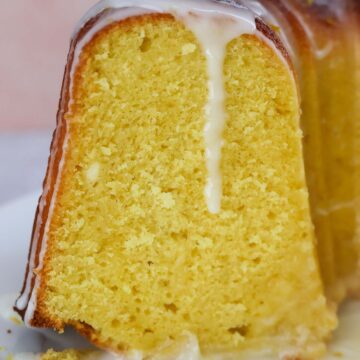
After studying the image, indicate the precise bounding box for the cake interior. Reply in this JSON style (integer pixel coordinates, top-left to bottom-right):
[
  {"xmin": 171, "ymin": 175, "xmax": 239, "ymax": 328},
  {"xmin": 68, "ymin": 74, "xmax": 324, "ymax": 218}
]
[{"xmin": 37, "ymin": 14, "xmax": 334, "ymax": 356}]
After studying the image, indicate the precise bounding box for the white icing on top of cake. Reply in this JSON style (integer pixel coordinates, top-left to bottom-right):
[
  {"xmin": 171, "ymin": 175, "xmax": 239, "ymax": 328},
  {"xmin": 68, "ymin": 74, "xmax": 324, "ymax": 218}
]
[
  {"xmin": 15, "ymin": 198, "xmax": 47, "ymax": 312},
  {"xmin": 16, "ymin": 0, "xmax": 291, "ymax": 331}
]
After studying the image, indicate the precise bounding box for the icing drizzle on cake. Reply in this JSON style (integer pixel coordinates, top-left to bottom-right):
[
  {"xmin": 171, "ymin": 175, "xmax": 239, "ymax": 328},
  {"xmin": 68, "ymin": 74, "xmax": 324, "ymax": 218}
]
[{"xmin": 181, "ymin": 12, "xmax": 255, "ymax": 213}]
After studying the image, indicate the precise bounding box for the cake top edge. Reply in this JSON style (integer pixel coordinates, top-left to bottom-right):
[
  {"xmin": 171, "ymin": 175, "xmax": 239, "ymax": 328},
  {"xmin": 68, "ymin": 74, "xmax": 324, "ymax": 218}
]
[{"xmin": 74, "ymin": 0, "xmax": 270, "ymax": 38}]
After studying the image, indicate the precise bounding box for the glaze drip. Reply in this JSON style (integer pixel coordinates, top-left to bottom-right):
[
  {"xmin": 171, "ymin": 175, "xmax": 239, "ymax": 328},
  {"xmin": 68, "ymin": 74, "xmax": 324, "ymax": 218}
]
[{"xmin": 182, "ymin": 13, "xmax": 255, "ymax": 213}]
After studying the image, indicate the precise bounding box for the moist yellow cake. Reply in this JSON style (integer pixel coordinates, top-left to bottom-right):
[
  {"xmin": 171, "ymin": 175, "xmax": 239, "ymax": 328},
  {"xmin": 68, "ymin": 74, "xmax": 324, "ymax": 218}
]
[{"xmin": 16, "ymin": 0, "xmax": 360, "ymax": 358}]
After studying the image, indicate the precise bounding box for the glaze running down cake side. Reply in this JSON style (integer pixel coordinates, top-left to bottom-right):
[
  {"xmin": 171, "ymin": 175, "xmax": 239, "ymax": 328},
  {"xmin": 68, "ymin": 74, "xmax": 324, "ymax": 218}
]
[{"xmin": 16, "ymin": 0, "xmax": 360, "ymax": 359}]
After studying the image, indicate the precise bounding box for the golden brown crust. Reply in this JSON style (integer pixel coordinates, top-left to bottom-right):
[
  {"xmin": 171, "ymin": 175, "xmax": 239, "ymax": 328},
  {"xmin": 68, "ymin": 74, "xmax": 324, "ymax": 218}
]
[
  {"xmin": 255, "ymin": 17, "xmax": 292, "ymax": 68},
  {"xmin": 71, "ymin": 321, "xmax": 126, "ymax": 352},
  {"xmin": 13, "ymin": 8, "xmax": 113, "ymax": 327}
]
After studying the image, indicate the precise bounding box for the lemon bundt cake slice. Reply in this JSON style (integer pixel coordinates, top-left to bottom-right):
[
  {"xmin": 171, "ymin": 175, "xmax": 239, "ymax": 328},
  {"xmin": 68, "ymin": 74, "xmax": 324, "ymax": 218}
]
[{"xmin": 15, "ymin": 0, "xmax": 336, "ymax": 358}]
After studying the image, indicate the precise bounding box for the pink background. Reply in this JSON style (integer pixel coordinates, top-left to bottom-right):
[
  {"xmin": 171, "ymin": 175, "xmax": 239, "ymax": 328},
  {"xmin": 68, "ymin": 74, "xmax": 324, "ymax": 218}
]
[{"xmin": 0, "ymin": 0, "xmax": 98, "ymax": 130}]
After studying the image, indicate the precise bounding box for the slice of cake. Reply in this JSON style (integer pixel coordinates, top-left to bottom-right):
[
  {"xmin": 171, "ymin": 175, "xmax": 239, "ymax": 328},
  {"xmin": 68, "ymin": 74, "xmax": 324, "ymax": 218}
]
[{"xmin": 15, "ymin": 0, "xmax": 336, "ymax": 358}]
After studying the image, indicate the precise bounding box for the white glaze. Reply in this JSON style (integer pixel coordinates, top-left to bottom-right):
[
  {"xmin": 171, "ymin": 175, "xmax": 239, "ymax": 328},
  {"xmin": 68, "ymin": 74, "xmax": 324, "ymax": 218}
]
[
  {"xmin": 280, "ymin": 1, "xmax": 334, "ymax": 60},
  {"xmin": 17, "ymin": 0, "xmax": 291, "ymax": 332},
  {"xmin": 315, "ymin": 199, "xmax": 358, "ymax": 217},
  {"xmin": 181, "ymin": 10, "xmax": 255, "ymax": 213},
  {"xmin": 15, "ymin": 131, "xmax": 68, "ymax": 314},
  {"xmin": 25, "ymin": 129, "xmax": 70, "ymax": 326},
  {"xmin": 148, "ymin": 332, "xmax": 201, "ymax": 360},
  {"xmin": 174, "ymin": 334, "xmax": 200, "ymax": 360}
]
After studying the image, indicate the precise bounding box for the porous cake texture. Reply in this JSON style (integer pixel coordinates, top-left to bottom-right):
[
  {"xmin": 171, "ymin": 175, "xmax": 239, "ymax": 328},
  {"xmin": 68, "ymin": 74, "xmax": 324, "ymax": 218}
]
[
  {"xmin": 16, "ymin": 0, "xmax": 360, "ymax": 358},
  {"xmin": 17, "ymin": 12, "xmax": 334, "ymax": 358}
]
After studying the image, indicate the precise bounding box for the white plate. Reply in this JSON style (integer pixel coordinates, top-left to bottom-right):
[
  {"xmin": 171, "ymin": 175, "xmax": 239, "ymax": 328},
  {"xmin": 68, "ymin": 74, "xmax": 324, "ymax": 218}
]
[{"xmin": 0, "ymin": 192, "xmax": 360, "ymax": 359}]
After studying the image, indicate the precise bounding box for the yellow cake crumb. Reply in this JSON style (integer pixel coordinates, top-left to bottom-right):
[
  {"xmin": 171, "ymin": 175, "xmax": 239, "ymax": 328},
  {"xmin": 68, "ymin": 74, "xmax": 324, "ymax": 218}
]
[{"xmin": 39, "ymin": 14, "xmax": 335, "ymax": 358}]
